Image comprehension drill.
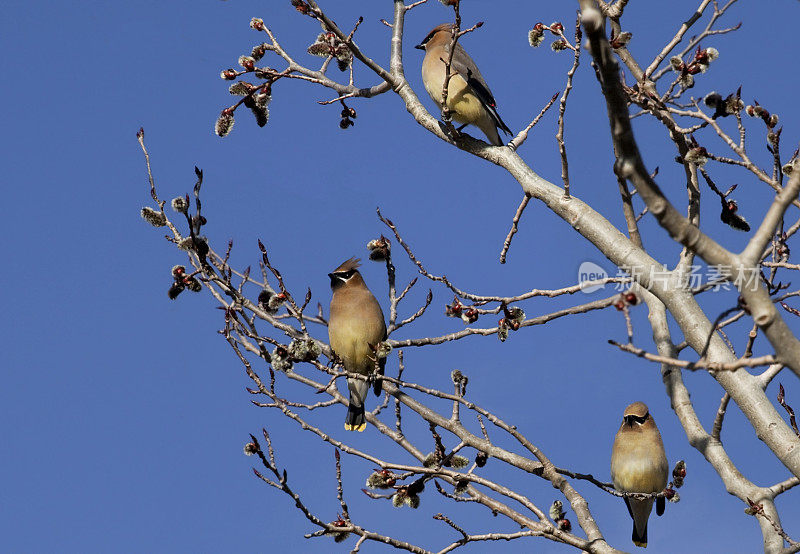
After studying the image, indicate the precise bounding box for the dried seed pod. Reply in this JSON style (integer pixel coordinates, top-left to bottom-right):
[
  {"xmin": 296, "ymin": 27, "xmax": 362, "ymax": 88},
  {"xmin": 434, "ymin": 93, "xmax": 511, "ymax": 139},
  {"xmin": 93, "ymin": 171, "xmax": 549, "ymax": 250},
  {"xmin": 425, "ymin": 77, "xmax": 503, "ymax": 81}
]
[
  {"xmin": 141, "ymin": 207, "xmax": 166, "ymax": 227},
  {"xmin": 528, "ymin": 27, "xmax": 545, "ymax": 48},
  {"xmin": 549, "ymin": 500, "xmax": 565, "ymax": 521},
  {"xmin": 171, "ymin": 265, "xmax": 186, "ymax": 278},
  {"xmin": 185, "ymin": 277, "xmax": 202, "ymax": 292},
  {"xmin": 168, "ymin": 282, "xmax": 185, "ymax": 300},
  {"xmin": 720, "ymin": 199, "xmax": 750, "ymax": 231},
  {"xmin": 365, "ymin": 469, "xmax": 397, "ymax": 489},
  {"xmin": 610, "ymin": 31, "xmax": 632, "ymax": 48},
  {"xmin": 461, "ymin": 308, "xmax": 479, "ymax": 324},
  {"xmin": 367, "ymin": 236, "xmax": 391, "ymax": 261},
  {"xmin": 449, "ymin": 455, "xmax": 469, "ymax": 469},
  {"xmin": 215, "ymin": 109, "xmax": 235, "ymax": 137}
]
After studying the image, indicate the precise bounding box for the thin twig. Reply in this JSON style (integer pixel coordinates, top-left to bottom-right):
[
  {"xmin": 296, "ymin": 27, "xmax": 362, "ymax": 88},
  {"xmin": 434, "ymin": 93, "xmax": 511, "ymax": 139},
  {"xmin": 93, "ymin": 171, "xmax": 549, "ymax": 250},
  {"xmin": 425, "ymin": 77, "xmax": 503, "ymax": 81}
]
[{"xmin": 499, "ymin": 194, "xmax": 532, "ymax": 264}]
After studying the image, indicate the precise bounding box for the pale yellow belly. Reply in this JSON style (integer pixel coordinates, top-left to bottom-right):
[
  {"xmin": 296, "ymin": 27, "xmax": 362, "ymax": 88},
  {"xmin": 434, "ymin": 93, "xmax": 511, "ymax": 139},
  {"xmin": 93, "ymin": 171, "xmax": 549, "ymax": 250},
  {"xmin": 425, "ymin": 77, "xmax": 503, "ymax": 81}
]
[
  {"xmin": 612, "ymin": 457, "xmax": 667, "ymax": 493},
  {"xmin": 329, "ymin": 317, "xmax": 382, "ymax": 375},
  {"xmin": 422, "ymin": 68, "xmax": 485, "ymax": 126},
  {"xmin": 444, "ymin": 77, "xmax": 486, "ymax": 125}
]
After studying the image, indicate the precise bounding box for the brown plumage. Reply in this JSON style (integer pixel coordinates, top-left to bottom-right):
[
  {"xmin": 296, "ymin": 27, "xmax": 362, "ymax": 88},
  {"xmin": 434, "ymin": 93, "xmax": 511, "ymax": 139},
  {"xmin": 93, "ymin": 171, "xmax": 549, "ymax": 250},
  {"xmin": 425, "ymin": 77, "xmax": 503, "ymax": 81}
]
[
  {"xmin": 328, "ymin": 258, "xmax": 387, "ymax": 432},
  {"xmin": 416, "ymin": 23, "xmax": 511, "ymax": 146},
  {"xmin": 610, "ymin": 402, "xmax": 669, "ymax": 548}
]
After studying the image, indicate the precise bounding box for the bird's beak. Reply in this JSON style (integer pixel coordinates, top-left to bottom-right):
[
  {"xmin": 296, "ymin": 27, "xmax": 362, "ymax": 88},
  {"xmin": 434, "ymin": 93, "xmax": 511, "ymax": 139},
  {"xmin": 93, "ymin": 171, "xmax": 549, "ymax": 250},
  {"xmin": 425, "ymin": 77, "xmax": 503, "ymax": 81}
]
[
  {"xmin": 624, "ymin": 416, "xmax": 634, "ymax": 427},
  {"xmin": 414, "ymin": 43, "xmax": 425, "ymax": 50}
]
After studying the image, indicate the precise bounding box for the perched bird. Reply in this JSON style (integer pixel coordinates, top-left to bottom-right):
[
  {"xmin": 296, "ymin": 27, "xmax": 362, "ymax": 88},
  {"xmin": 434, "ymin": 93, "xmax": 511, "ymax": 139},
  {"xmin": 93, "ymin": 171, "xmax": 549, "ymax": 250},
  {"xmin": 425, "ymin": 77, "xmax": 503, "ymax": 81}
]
[
  {"xmin": 328, "ymin": 258, "xmax": 387, "ymax": 432},
  {"xmin": 610, "ymin": 401, "xmax": 669, "ymax": 548},
  {"xmin": 416, "ymin": 23, "xmax": 512, "ymax": 146}
]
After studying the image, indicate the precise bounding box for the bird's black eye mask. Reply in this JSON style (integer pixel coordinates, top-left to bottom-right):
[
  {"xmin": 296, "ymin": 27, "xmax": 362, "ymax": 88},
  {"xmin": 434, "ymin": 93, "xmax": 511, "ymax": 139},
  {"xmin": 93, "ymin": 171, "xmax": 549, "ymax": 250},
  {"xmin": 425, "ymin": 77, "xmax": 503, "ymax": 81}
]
[
  {"xmin": 329, "ymin": 270, "xmax": 355, "ymax": 286},
  {"xmin": 415, "ymin": 31, "xmax": 436, "ymax": 50},
  {"xmin": 624, "ymin": 413, "xmax": 649, "ymax": 425}
]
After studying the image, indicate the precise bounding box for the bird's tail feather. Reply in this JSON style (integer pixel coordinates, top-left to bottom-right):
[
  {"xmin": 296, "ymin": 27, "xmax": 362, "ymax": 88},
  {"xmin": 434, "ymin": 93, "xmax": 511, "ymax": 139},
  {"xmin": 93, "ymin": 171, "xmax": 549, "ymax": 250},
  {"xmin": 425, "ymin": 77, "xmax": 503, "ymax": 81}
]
[
  {"xmin": 632, "ymin": 522, "xmax": 647, "ymax": 548},
  {"xmin": 629, "ymin": 497, "xmax": 652, "ymax": 548},
  {"xmin": 345, "ymin": 377, "xmax": 368, "ymax": 432},
  {"xmin": 344, "ymin": 402, "xmax": 366, "ymax": 432},
  {"xmin": 489, "ymin": 104, "xmax": 512, "ymax": 136}
]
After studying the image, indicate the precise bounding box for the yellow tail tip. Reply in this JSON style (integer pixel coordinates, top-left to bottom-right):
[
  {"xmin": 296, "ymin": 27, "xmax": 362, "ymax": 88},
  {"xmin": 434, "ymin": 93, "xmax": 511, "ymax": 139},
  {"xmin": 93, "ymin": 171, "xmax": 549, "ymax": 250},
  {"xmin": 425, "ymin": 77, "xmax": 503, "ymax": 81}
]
[
  {"xmin": 633, "ymin": 540, "xmax": 647, "ymax": 548},
  {"xmin": 344, "ymin": 423, "xmax": 367, "ymax": 432}
]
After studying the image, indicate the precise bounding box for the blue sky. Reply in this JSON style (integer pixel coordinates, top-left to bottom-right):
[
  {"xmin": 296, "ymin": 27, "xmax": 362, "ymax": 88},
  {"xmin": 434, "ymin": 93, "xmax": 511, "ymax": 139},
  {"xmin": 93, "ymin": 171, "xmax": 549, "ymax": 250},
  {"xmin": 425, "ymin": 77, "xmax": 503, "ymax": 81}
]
[{"xmin": 2, "ymin": 1, "xmax": 798, "ymax": 552}]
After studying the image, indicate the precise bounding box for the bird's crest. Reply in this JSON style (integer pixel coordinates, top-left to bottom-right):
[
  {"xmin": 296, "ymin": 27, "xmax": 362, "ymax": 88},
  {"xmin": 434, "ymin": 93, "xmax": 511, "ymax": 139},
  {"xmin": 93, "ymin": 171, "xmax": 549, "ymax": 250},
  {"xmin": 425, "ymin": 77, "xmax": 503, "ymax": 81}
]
[
  {"xmin": 419, "ymin": 23, "xmax": 456, "ymax": 46},
  {"xmin": 623, "ymin": 402, "xmax": 649, "ymax": 418},
  {"xmin": 333, "ymin": 257, "xmax": 361, "ymax": 274},
  {"xmin": 430, "ymin": 22, "xmax": 456, "ymax": 35}
]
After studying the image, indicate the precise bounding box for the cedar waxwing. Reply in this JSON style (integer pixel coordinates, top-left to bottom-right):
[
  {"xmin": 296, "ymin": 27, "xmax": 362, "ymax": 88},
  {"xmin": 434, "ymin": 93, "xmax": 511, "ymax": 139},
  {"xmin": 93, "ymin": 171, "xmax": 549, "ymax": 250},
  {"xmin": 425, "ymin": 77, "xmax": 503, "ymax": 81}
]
[
  {"xmin": 328, "ymin": 258, "xmax": 387, "ymax": 432},
  {"xmin": 416, "ymin": 23, "xmax": 512, "ymax": 146},
  {"xmin": 610, "ymin": 402, "xmax": 669, "ymax": 548}
]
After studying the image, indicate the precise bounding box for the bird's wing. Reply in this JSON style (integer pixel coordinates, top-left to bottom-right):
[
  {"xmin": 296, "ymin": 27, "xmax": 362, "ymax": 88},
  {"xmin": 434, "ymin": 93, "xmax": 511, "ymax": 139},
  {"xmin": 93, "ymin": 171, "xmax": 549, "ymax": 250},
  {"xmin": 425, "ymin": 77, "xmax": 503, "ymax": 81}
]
[
  {"xmin": 450, "ymin": 44, "xmax": 512, "ymax": 135},
  {"xmin": 623, "ymin": 497, "xmax": 635, "ymax": 520}
]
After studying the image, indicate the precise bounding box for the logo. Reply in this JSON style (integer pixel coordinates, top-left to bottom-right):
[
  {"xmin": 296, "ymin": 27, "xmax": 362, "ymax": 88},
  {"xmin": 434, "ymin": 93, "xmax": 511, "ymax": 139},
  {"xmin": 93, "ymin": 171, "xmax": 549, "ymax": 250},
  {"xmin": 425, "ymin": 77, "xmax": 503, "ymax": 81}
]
[{"xmin": 578, "ymin": 261, "xmax": 608, "ymax": 293}]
